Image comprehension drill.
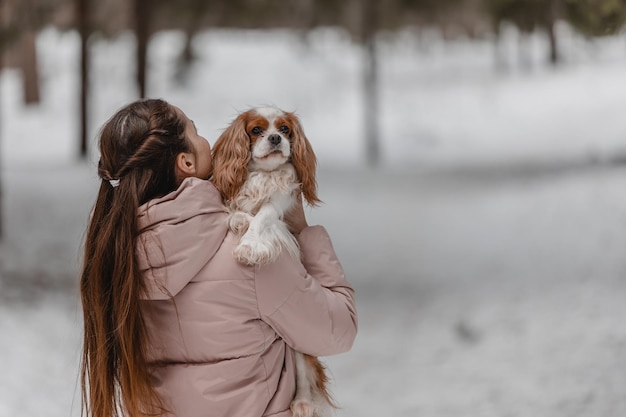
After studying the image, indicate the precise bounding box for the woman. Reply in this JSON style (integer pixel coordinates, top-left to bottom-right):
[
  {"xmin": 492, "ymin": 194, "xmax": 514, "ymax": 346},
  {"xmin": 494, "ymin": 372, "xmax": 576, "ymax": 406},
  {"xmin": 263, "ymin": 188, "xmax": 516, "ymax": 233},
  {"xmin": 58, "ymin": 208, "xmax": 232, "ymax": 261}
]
[{"xmin": 80, "ymin": 98, "xmax": 358, "ymax": 417}]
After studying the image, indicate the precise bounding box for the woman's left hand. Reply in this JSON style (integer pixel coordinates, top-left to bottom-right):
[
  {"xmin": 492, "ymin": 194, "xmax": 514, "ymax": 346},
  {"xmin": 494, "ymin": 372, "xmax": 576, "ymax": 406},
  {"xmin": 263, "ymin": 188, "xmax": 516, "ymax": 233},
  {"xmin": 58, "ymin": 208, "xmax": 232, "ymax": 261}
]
[{"xmin": 284, "ymin": 192, "xmax": 308, "ymax": 235}]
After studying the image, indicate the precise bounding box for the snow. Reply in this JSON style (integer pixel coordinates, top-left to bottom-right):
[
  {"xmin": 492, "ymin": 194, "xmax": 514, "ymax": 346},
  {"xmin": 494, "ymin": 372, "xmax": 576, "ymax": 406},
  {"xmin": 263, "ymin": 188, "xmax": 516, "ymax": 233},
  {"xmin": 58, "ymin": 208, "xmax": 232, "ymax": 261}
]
[{"xmin": 2, "ymin": 24, "xmax": 626, "ymax": 417}]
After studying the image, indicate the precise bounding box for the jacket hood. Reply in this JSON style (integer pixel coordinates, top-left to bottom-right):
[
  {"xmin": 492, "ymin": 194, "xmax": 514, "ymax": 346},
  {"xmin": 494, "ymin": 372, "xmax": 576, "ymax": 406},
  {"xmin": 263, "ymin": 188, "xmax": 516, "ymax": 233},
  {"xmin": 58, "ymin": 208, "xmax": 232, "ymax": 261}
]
[{"xmin": 136, "ymin": 177, "xmax": 228, "ymax": 300}]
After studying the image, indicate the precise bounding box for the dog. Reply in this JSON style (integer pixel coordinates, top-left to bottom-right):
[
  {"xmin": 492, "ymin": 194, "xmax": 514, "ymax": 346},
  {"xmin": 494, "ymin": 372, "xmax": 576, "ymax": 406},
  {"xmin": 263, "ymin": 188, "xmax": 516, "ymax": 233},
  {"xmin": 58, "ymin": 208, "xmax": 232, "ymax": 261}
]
[
  {"xmin": 211, "ymin": 106, "xmax": 335, "ymax": 417},
  {"xmin": 211, "ymin": 106, "xmax": 320, "ymax": 265}
]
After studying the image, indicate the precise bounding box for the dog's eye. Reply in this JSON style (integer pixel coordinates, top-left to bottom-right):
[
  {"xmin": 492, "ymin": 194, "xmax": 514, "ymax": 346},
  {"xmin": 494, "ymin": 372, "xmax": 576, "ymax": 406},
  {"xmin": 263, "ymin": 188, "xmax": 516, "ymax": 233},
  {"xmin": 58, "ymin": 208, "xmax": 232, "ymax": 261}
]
[
  {"xmin": 279, "ymin": 125, "xmax": 290, "ymax": 134},
  {"xmin": 251, "ymin": 127, "xmax": 263, "ymax": 135}
]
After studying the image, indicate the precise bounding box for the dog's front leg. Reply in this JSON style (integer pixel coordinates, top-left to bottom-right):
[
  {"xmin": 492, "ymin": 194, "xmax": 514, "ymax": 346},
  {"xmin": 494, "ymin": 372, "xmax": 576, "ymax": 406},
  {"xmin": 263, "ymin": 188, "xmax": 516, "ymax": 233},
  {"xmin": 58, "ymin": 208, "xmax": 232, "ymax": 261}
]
[{"xmin": 233, "ymin": 203, "xmax": 284, "ymax": 264}]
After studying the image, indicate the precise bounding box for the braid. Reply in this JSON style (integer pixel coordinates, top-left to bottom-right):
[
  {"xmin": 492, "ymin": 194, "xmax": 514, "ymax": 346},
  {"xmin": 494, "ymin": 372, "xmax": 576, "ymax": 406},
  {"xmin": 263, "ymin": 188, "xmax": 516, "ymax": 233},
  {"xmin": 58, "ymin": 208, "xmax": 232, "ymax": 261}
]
[
  {"xmin": 97, "ymin": 160, "xmax": 116, "ymax": 182},
  {"xmin": 97, "ymin": 99, "xmax": 189, "ymax": 202},
  {"xmin": 115, "ymin": 129, "xmax": 177, "ymax": 179}
]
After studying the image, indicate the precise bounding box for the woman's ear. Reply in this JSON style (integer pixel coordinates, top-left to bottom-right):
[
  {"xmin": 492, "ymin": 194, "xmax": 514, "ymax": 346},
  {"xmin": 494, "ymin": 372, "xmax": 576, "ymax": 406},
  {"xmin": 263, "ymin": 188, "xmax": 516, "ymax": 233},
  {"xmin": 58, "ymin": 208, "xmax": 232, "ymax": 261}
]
[{"xmin": 176, "ymin": 151, "xmax": 197, "ymax": 178}]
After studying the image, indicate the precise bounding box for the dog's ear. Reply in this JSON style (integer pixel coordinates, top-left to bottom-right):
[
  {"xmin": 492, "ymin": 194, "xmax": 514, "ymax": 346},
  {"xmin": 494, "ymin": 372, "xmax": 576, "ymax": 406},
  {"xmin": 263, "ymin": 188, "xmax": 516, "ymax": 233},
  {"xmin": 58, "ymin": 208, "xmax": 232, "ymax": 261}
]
[
  {"xmin": 211, "ymin": 113, "xmax": 251, "ymax": 202},
  {"xmin": 288, "ymin": 112, "xmax": 321, "ymax": 206}
]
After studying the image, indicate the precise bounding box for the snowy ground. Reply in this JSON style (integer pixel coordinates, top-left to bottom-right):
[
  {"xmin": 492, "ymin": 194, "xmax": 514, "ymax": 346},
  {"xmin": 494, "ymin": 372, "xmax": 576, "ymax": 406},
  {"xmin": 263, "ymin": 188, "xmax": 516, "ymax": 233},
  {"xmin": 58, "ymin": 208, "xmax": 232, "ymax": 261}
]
[{"xmin": 2, "ymin": 25, "xmax": 626, "ymax": 417}]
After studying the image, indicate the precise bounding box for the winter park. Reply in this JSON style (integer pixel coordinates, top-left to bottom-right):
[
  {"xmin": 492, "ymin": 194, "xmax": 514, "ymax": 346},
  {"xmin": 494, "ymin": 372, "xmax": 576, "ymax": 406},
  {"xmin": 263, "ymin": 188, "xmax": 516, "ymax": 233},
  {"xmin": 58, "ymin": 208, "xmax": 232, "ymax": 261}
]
[{"xmin": 2, "ymin": 1, "xmax": 626, "ymax": 417}]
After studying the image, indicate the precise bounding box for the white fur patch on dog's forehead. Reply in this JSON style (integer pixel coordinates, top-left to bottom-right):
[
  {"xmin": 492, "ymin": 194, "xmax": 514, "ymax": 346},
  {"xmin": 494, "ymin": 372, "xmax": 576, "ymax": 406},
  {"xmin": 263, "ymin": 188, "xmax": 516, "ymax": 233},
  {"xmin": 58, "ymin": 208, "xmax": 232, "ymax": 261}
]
[{"xmin": 254, "ymin": 106, "xmax": 284, "ymax": 120}]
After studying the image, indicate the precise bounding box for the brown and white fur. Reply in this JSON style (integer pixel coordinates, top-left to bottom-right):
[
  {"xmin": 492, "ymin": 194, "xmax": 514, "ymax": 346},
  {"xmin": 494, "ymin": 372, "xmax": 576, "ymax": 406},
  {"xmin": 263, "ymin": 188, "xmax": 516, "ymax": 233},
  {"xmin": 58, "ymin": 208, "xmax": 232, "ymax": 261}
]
[{"xmin": 211, "ymin": 106, "xmax": 336, "ymax": 417}]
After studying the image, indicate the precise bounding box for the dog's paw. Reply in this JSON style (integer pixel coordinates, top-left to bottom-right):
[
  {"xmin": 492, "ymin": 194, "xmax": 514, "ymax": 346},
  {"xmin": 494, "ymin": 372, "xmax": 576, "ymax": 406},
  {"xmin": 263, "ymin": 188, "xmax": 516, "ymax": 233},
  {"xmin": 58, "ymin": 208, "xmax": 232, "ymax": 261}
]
[
  {"xmin": 291, "ymin": 398, "xmax": 333, "ymax": 417},
  {"xmin": 233, "ymin": 238, "xmax": 277, "ymax": 265},
  {"xmin": 291, "ymin": 399, "xmax": 315, "ymax": 417},
  {"xmin": 228, "ymin": 212, "xmax": 252, "ymax": 235}
]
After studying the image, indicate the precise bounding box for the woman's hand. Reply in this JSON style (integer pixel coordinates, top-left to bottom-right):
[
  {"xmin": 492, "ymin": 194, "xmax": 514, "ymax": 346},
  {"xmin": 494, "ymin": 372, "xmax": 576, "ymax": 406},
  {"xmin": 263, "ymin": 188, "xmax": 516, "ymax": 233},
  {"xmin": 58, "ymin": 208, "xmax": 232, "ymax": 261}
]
[{"xmin": 285, "ymin": 192, "xmax": 308, "ymax": 235}]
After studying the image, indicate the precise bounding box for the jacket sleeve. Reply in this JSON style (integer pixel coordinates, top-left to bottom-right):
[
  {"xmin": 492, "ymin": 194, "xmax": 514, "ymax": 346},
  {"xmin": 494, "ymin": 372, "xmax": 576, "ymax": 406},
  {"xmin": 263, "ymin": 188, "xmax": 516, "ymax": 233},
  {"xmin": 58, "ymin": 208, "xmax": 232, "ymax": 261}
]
[{"xmin": 255, "ymin": 226, "xmax": 358, "ymax": 356}]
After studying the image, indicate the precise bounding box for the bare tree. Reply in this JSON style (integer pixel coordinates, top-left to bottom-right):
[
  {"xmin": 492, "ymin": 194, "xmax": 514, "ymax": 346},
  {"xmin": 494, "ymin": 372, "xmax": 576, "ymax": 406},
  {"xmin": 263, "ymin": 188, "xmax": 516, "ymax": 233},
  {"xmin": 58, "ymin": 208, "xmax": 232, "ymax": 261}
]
[
  {"xmin": 545, "ymin": 0, "xmax": 559, "ymax": 65},
  {"xmin": 20, "ymin": 30, "xmax": 40, "ymax": 104},
  {"xmin": 0, "ymin": 83, "xmax": 3, "ymax": 240},
  {"xmin": 4, "ymin": 0, "xmax": 66, "ymax": 105},
  {"xmin": 134, "ymin": 0, "xmax": 150, "ymax": 98},
  {"xmin": 362, "ymin": 0, "xmax": 381, "ymax": 167},
  {"xmin": 0, "ymin": 2, "xmax": 8, "ymax": 240},
  {"xmin": 77, "ymin": 0, "xmax": 89, "ymax": 158}
]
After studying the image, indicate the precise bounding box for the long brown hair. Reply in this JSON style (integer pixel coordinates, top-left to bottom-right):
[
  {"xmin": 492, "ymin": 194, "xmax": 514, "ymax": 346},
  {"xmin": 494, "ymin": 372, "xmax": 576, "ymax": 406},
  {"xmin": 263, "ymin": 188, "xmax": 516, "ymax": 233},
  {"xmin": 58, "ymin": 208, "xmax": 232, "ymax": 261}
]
[{"xmin": 80, "ymin": 99, "xmax": 189, "ymax": 417}]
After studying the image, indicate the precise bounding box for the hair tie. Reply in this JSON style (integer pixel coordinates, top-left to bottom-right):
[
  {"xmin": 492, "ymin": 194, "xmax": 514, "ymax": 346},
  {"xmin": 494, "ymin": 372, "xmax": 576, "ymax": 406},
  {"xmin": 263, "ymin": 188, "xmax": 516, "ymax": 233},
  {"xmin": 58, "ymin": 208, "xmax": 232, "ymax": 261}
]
[{"xmin": 108, "ymin": 179, "xmax": 120, "ymax": 188}]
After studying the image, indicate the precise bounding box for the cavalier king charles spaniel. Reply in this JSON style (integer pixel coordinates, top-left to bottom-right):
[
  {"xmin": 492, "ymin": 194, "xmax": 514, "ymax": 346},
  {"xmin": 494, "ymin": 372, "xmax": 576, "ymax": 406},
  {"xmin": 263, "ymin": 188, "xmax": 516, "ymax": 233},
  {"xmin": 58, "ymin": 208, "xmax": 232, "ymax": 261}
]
[
  {"xmin": 211, "ymin": 106, "xmax": 335, "ymax": 417},
  {"xmin": 211, "ymin": 106, "xmax": 320, "ymax": 265}
]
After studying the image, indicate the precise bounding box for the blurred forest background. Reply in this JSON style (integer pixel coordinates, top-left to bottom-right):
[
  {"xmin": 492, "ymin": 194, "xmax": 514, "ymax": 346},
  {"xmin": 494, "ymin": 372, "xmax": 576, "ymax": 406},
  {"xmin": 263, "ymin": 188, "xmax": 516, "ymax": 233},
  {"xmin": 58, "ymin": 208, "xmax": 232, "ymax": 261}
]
[{"xmin": 2, "ymin": 0, "xmax": 626, "ymax": 163}]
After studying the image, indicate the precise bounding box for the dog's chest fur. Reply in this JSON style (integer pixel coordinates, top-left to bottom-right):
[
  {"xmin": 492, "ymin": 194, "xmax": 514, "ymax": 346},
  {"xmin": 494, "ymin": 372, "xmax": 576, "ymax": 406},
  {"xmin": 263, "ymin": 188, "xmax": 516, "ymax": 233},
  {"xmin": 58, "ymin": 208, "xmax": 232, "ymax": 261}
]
[{"xmin": 230, "ymin": 163, "xmax": 299, "ymax": 214}]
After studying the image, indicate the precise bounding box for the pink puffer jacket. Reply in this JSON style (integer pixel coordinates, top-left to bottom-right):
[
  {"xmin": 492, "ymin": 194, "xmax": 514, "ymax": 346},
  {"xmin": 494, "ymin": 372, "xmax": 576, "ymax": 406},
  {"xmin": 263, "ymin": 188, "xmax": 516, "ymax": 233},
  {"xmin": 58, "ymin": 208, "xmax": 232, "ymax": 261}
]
[{"xmin": 135, "ymin": 177, "xmax": 358, "ymax": 417}]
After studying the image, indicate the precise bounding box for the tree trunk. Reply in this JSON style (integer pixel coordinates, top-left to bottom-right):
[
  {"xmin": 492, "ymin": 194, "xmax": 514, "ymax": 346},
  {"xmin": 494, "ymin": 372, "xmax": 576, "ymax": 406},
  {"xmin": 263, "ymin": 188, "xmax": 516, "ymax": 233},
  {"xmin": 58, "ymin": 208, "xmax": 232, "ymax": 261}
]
[
  {"xmin": 175, "ymin": 27, "xmax": 196, "ymax": 84},
  {"xmin": 181, "ymin": 30, "xmax": 194, "ymax": 65},
  {"xmin": 546, "ymin": 0, "xmax": 559, "ymax": 66},
  {"xmin": 517, "ymin": 31, "xmax": 532, "ymax": 72},
  {"xmin": 0, "ymin": 90, "xmax": 3, "ymax": 240},
  {"xmin": 362, "ymin": 0, "xmax": 380, "ymax": 167},
  {"xmin": 546, "ymin": 21, "xmax": 559, "ymax": 65},
  {"xmin": 135, "ymin": 0, "xmax": 150, "ymax": 98},
  {"xmin": 78, "ymin": 0, "xmax": 89, "ymax": 158},
  {"xmin": 492, "ymin": 22, "xmax": 508, "ymax": 73},
  {"xmin": 20, "ymin": 31, "xmax": 40, "ymax": 104}
]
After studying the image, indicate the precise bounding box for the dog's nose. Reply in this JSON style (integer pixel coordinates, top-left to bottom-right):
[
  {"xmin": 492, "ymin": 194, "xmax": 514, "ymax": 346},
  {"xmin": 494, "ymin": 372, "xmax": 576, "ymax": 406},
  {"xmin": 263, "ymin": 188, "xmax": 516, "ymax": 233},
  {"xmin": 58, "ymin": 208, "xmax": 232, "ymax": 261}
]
[{"xmin": 268, "ymin": 134, "xmax": 282, "ymax": 145}]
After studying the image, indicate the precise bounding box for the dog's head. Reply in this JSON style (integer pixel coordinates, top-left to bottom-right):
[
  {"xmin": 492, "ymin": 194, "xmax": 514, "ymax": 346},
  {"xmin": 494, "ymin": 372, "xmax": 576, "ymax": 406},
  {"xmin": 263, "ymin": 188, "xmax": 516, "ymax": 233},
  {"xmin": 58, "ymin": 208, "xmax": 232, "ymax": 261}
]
[{"xmin": 211, "ymin": 106, "xmax": 319, "ymax": 205}]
